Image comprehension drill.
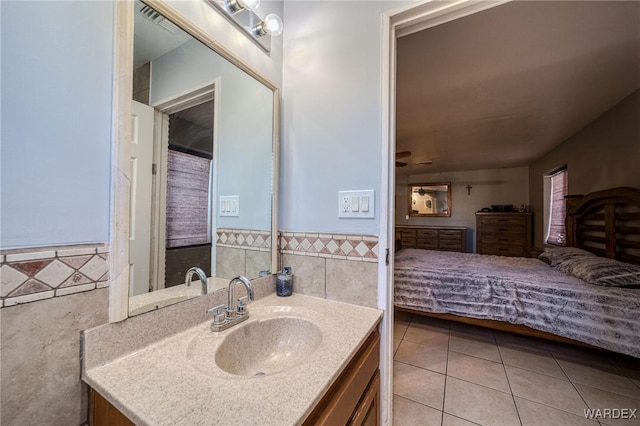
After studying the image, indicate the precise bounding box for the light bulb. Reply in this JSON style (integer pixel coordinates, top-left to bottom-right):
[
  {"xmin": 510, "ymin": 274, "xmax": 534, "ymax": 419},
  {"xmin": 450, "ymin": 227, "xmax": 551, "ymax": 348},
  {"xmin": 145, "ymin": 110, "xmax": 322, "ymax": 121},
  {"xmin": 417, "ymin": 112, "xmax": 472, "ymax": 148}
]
[
  {"xmin": 262, "ymin": 13, "xmax": 283, "ymax": 36},
  {"xmin": 243, "ymin": 0, "xmax": 260, "ymax": 11}
]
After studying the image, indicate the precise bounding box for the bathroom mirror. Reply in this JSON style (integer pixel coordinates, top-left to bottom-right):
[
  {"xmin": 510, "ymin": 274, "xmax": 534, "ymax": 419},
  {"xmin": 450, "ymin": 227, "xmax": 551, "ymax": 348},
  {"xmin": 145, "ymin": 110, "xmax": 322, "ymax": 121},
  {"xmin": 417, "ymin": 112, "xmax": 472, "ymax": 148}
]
[
  {"xmin": 126, "ymin": 0, "xmax": 278, "ymax": 316},
  {"xmin": 409, "ymin": 183, "xmax": 451, "ymax": 217}
]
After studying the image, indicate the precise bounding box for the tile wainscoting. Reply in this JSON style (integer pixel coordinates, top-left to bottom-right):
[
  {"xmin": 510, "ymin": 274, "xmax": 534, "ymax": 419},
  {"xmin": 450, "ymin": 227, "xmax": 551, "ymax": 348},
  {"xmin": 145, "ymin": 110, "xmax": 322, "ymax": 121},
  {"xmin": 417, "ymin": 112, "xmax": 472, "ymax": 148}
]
[
  {"xmin": 279, "ymin": 232, "xmax": 379, "ymax": 308},
  {"xmin": 216, "ymin": 228, "xmax": 272, "ymax": 250},
  {"xmin": 280, "ymin": 232, "xmax": 378, "ymax": 261},
  {"xmin": 0, "ymin": 244, "xmax": 109, "ymax": 308},
  {"xmin": 216, "ymin": 228, "xmax": 272, "ymax": 278}
]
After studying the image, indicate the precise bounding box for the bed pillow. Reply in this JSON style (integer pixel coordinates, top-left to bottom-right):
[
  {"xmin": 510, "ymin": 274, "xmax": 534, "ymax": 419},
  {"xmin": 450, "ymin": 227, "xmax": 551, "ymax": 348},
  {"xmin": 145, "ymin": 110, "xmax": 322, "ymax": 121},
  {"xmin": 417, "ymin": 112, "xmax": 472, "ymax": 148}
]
[
  {"xmin": 554, "ymin": 256, "xmax": 640, "ymax": 288},
  {"xmin": 538, "ymin": 247, "xmax": 595, "ymax": 267}
]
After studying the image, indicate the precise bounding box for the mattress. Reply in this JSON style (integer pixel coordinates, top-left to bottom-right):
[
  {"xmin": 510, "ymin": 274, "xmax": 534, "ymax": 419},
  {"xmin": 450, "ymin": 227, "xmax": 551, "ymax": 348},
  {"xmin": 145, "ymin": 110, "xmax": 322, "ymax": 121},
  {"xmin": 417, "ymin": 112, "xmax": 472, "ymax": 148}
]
[{"xmin": 394, "ymin": 249, "xmax": 640, "ymax": 357}]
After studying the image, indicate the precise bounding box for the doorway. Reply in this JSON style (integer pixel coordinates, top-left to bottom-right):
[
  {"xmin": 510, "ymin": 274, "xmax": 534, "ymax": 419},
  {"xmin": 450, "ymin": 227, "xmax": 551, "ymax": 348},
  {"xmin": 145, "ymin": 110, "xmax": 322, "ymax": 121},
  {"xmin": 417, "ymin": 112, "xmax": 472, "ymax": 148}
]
[{"xmin": 380, "ymin": 1, "xmax": 509, "ymax": 423}]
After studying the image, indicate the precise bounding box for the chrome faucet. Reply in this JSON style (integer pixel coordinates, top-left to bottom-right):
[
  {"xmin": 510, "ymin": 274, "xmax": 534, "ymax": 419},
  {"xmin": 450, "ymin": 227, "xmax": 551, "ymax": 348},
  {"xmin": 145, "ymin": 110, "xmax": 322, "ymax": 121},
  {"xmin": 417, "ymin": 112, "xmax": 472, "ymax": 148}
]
[
  {"xmin": 185, "ymin": 267, "xmax": 208, "ymax": 295},
  {"xmin": 226, "ymin": 275, "xmax": 254, "ymax": 319},
  {"xmin": 207, "ymin": 275, "xmax": 254, "ymax": 332}
]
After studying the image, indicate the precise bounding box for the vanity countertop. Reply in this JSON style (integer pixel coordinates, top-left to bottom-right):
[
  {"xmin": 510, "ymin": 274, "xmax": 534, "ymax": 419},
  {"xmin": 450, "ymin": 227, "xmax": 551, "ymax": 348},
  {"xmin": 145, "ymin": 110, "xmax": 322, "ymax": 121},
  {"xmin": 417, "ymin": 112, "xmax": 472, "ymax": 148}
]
[{"xmin": 83, "ymin": 293, "xmax": 382, "ymax": 425}]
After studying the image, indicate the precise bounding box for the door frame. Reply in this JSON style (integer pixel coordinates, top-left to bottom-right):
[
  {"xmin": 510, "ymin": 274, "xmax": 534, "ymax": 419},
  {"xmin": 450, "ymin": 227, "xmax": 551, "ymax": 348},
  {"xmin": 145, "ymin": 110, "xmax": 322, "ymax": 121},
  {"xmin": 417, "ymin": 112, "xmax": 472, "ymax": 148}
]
[
  {"xmin": 378, "ymin": 1, "xmax": 510, "ymax": 423},
  {"xmin": 149, "ymin": 81, "xmax": 219, "ymax": 291}
]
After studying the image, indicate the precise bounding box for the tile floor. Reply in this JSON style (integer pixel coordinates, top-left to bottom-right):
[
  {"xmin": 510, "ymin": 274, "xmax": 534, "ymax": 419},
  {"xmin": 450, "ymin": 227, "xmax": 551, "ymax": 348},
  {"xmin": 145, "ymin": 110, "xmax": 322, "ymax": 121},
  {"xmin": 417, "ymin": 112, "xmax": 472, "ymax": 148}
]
[{"xmin": 393, "ymin": 311, "xmax": 640, "ymax": 426}]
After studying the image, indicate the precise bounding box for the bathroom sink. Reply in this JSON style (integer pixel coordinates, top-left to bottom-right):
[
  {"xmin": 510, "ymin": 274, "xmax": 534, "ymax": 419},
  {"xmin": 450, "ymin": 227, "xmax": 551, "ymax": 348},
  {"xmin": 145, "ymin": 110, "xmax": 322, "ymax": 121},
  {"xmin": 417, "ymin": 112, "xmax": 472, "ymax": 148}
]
[{"xmin": 188, "ymin": 316, "xmax": 322, "ymax": 377}]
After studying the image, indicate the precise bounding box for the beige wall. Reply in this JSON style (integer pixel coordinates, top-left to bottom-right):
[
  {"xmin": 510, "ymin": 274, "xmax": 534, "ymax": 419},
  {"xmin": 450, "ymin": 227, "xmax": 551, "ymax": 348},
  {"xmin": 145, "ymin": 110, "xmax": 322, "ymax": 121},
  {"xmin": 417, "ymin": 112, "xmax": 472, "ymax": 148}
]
[
  {"xmin": 1, "ymin": 289, "xmax": 108, "ymax": 425},
  {"xmin": 396, "ymin": 167, "xmax": 530, "ymax": 252},
  {"xmin": 529, "ymin": 90, "xmax": 640, "ymax": 247}
]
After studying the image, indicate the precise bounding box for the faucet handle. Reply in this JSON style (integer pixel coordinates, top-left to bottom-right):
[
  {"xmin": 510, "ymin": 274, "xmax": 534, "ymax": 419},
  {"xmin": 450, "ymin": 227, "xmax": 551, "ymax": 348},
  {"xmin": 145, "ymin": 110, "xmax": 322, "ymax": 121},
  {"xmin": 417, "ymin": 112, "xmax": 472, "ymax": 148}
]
[
  {"xmin": 207, "ymin": 304, "xmax": 228, "ymax": 326},
  {"xmin": 237, "ymin": 296, "xmax": 250, "ymax": 316}
]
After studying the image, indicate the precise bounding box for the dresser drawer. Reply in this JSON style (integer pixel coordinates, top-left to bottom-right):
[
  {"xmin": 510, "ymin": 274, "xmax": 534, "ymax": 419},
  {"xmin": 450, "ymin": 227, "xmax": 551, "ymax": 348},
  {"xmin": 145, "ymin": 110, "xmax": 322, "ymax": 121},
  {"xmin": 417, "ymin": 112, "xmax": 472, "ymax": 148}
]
[
  {"xmin": 399, "ymin": 229, "xmax": 417, "ymax": 238},
  {"xmin": 482, "ymin": 244, "xmax": 526, "ymax": 257},
  {"xmin": 480, "ymin": 216, "xmax": 527, "ymax": 227},
  {"xmin": 481, "ymin": 235, "xmax": 527, "ymax": 246},
  {"xmin": 439, "ymin": 230, "xmax": 463, "ymax": 239},
  {"xmin": 417, "ymin": 239, "xmax": 438, "ymax": 249},
  {"xmin": 439, "ymin": 240, "xmax": 462, "ymax": 251},
  {"xmin": 481, "ymin": 225, "xmax": 526, "ymax": 236},
  {"xmin": 417, "ymin": 229, "xmax": 438, "ymax": 238},
  {"xmin": 401, "ymin": 237, "xmax": 416, "ymax": 248}
]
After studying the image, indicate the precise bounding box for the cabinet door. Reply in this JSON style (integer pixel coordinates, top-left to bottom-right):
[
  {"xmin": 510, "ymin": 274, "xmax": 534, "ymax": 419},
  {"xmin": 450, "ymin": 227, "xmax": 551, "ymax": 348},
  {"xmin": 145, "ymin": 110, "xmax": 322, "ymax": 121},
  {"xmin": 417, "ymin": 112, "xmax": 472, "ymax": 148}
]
[
  {"xmin": 349, "ymin": 371, "xmax": 380, "ymax": 426},
  {"xmin": 91, "ymin": 389, "xmax": 135, "ymax": 426}
]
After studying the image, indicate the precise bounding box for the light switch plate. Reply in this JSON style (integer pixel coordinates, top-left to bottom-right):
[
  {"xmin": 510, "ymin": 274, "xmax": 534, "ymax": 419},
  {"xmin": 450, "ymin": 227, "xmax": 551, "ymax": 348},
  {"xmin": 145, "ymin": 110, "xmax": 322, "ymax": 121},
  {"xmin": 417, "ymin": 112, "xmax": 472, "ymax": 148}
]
[
  {"xmin": 338, "ymin": 190, "xmax": 374, "ymax": 218},
  {"xmin": 220, "ymin": 195, "xmax": 239, "ymax": 217}
]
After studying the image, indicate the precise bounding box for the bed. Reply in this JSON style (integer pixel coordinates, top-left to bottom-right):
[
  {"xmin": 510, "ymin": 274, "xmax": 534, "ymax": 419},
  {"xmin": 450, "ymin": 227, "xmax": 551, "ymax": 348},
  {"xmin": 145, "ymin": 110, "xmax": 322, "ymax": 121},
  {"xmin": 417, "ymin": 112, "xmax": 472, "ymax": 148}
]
[{"xmin": 394, "ymin": 187, "xmax": 640, "ymax": 358}]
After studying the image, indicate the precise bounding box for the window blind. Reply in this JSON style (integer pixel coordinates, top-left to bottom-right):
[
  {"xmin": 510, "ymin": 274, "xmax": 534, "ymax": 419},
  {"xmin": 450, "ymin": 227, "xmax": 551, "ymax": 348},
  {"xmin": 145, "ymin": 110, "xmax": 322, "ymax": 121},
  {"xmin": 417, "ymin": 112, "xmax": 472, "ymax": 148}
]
[
  {"xmin": 165, "ymin": 149, "xmax": 211, "ymax": 248},
  {"xmin": 545, "ymin": 169, "xmax": 568, "ymax": 246}
]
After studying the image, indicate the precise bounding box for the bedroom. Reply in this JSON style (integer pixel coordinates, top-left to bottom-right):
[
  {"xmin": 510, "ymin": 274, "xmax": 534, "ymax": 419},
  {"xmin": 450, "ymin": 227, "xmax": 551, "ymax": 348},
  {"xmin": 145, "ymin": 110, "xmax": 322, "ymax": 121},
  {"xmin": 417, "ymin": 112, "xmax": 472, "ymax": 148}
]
[
  {"xmin": 1, "ymin": 0, "xmax": 638, "ymax": 424},
  {"xmin": 391, "ymin": 1, "xmax": 640, "ymax": 424}
]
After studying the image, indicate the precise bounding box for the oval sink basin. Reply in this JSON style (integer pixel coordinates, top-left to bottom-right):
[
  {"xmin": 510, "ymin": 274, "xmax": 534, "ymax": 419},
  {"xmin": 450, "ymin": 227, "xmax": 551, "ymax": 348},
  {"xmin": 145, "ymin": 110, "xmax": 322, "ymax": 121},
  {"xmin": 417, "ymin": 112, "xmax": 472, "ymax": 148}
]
[{"xmin": 215, "ymin": 317, "xmax": 322, "ymax": 377}]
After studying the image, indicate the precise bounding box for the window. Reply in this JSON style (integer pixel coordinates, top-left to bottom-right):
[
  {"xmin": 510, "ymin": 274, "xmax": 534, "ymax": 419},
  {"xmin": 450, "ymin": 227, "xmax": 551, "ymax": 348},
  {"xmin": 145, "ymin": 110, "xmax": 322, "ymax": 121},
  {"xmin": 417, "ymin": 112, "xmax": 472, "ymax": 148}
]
[
  {"xmin": 165, "ymin": 149, "xmax": 212, "ymax": 248},
  {"xmin": 544, "ymin": 168, "xmax": 568, "ymax": 246}
]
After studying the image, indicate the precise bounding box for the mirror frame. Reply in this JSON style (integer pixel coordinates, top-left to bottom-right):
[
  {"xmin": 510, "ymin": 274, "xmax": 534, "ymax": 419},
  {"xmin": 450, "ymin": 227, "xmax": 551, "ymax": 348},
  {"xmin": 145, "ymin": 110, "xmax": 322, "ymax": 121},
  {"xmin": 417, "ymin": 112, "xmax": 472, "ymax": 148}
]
[
  {"xmin": 408, "ymin": 182, "xmax": 451, "ymax": 218},
  {"xmin": 108, "ymin": 0, "xmax": 280, "ymax": 322}
]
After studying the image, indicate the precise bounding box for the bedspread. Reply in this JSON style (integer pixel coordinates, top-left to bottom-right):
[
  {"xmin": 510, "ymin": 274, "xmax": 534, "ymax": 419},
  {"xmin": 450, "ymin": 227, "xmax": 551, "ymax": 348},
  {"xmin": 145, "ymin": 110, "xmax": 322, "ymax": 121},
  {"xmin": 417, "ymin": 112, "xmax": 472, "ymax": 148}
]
[{"xmin": 394, "ymin": 249, "xmax": 640, "ymax": 357}]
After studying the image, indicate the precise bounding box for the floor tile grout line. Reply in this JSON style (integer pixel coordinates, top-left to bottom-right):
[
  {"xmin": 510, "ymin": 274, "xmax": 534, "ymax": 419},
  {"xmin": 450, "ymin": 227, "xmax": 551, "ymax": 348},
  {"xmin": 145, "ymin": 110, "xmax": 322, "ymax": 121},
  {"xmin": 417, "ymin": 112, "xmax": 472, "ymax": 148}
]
[
  {"xmin": 508, "ymin": 393, "xmax": 601, "ymax": 420},
  {"xmin": 498, "ymin": 345, "xmax": 571, "ymax": 382},
  {"xmin": 498, "ymin": 347, "xmax": 524, "ymax": 426},
  {"xmin": 440, "ymin": 325, "xmax": 451, "ymax": 426},
  {"xmin": 552, "ymin": 351, "xmax": 640, "ymax": 404},
  {"xmin": 392, "ymin": 392, "xmax": 444, "ymax": 414}
]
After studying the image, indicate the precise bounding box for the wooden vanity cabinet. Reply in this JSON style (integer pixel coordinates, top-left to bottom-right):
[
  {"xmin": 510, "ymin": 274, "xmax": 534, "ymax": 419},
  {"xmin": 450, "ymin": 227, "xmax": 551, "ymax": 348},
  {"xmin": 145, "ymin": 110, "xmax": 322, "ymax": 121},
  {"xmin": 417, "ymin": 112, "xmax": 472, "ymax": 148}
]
[
  {"xmin": 303, "ymin": 329, "xmax": 381, "ymax": 426},
  {"xmin": 90, "ymin": 389, "xmax": 134, "ymax": 426}
]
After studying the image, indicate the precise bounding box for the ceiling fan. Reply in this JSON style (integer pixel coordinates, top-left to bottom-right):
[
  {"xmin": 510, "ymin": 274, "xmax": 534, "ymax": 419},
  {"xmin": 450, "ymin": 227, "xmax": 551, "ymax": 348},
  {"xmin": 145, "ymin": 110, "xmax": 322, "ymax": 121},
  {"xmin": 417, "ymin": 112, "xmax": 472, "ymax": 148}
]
[{"xmin": 396, "ymin": 151, "xmax": 411, "ymax": 167}]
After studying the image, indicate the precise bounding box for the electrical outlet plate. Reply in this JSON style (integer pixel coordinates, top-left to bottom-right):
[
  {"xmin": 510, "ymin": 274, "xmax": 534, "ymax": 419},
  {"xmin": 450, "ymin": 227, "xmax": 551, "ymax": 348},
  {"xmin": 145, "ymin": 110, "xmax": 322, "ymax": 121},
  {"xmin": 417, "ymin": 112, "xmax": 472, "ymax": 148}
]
[{"xmin": 338, "ymin": 190, "xmax": 374, "ymax": 218}]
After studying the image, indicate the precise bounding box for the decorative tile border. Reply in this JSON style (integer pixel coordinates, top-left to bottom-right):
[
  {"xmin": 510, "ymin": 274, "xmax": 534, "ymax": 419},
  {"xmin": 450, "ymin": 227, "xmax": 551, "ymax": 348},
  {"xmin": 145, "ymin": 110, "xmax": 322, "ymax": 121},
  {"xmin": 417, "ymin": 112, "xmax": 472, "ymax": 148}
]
[
  {"xmin": 0, "ymin": 244, "xmax": 109, "ymax": 308},
  {"xmin": 280, "ymin": 232, "xmax": 378, "ymax": 263},
  {"xmin": 216, "ymin": 228, "xmax": 272, "ymax": 252}
]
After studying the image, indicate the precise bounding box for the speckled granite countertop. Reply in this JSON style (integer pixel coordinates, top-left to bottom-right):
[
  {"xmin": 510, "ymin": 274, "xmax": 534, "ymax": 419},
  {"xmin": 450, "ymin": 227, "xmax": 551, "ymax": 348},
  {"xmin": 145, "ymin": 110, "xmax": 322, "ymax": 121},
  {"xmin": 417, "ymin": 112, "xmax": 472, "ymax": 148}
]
[{"xmin": 83, "ymin": 294, "xmax": 382, "ymax": 425}]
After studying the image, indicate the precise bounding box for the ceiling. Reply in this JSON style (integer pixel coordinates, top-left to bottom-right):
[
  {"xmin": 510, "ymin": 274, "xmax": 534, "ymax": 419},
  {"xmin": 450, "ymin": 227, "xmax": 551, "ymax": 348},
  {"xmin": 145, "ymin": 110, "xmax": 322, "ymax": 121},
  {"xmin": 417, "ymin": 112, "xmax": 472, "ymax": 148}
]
[
  {"xmin": 133, "ymin": 1, "xmax": 191, "ymax": 69},
  {"xmin": 395, "ymin": 1, "xmax": 640, "ymax": 175}
]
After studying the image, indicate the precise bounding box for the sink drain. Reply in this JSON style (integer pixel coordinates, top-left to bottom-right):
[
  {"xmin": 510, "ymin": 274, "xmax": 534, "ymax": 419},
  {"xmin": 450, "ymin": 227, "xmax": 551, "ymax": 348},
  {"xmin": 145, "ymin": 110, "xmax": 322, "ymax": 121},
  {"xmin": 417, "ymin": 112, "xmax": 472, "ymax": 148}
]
[{"xmin": 254, "ymin": 372, "xmax": 266, "ymax": 377}]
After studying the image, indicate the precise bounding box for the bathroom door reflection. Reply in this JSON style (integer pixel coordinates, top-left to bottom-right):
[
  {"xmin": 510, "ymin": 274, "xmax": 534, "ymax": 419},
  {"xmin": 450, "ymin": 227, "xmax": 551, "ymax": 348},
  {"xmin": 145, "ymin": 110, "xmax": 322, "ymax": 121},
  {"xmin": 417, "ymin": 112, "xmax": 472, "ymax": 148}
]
[{"xmin": 162, "ymin": 101, "xmax": 214, "ymax": 289}]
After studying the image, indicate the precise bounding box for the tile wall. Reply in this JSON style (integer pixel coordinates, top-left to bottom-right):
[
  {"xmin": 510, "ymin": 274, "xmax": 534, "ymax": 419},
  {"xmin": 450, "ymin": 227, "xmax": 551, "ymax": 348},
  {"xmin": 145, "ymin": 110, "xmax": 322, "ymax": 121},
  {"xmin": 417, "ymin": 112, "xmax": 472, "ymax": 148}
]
[
  {"xmin": 0, "ymin": 244, "xmax": 109, "ymax": 308},
  {"xmin": 216, "ymin": 228, "xmax": 272, "ymax": 278},
  {"xmin": 1, "ymin": 243, "xmax": 110, "ymax": 424},
  {"xmin": 279, "ymin": 232, "xmax": 379, "ymax": 308}
]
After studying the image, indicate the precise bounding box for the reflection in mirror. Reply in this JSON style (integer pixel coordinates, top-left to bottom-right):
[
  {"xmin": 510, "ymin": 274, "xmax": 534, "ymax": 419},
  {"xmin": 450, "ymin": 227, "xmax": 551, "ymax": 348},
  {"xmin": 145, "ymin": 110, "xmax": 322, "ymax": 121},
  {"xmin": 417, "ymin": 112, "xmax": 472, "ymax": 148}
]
[
  {"xmin": 409, "ymin": 183, "xmax": 452, "ymax": 217},
  {"xmin": 128, "ymin": 1, "xmax": 275, "ymax": 316}
]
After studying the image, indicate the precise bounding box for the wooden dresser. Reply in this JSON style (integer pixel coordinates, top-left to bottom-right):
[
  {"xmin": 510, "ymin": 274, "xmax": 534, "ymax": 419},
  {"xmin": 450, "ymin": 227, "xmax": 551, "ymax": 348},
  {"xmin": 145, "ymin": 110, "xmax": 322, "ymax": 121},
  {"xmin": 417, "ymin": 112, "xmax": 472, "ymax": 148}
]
[
  {"xmin": 476, "ymin": 212, "xmax": 532, "ymax": 257},
  {"xmin": 396, "ymin": 226, "xmax": 466, "ymax": 253}
]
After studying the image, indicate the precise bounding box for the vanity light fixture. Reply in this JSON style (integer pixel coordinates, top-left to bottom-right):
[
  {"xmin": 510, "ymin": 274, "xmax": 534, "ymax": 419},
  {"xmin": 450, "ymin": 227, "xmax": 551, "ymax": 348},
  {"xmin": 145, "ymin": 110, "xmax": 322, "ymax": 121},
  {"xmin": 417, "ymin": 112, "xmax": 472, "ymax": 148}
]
[
  {"xmin": 254, "ymin": 13, "xmax": 283, "ymax": 37},
  {"xmin": 225, "ymin": 0, "xmax": 260, "ymax": 13},
  {"xmin": 207, "ymin": 0, "xmax": 283, "ymax": 53}
]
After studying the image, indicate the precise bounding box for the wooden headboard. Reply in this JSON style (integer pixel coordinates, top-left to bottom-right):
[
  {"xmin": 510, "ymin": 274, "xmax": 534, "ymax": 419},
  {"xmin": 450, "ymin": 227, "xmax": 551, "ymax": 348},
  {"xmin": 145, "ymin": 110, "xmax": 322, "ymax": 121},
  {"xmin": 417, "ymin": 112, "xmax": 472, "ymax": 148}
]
[{"xmin": 566, "ymin": 187, "xmax": 640, "ymax": 265}]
